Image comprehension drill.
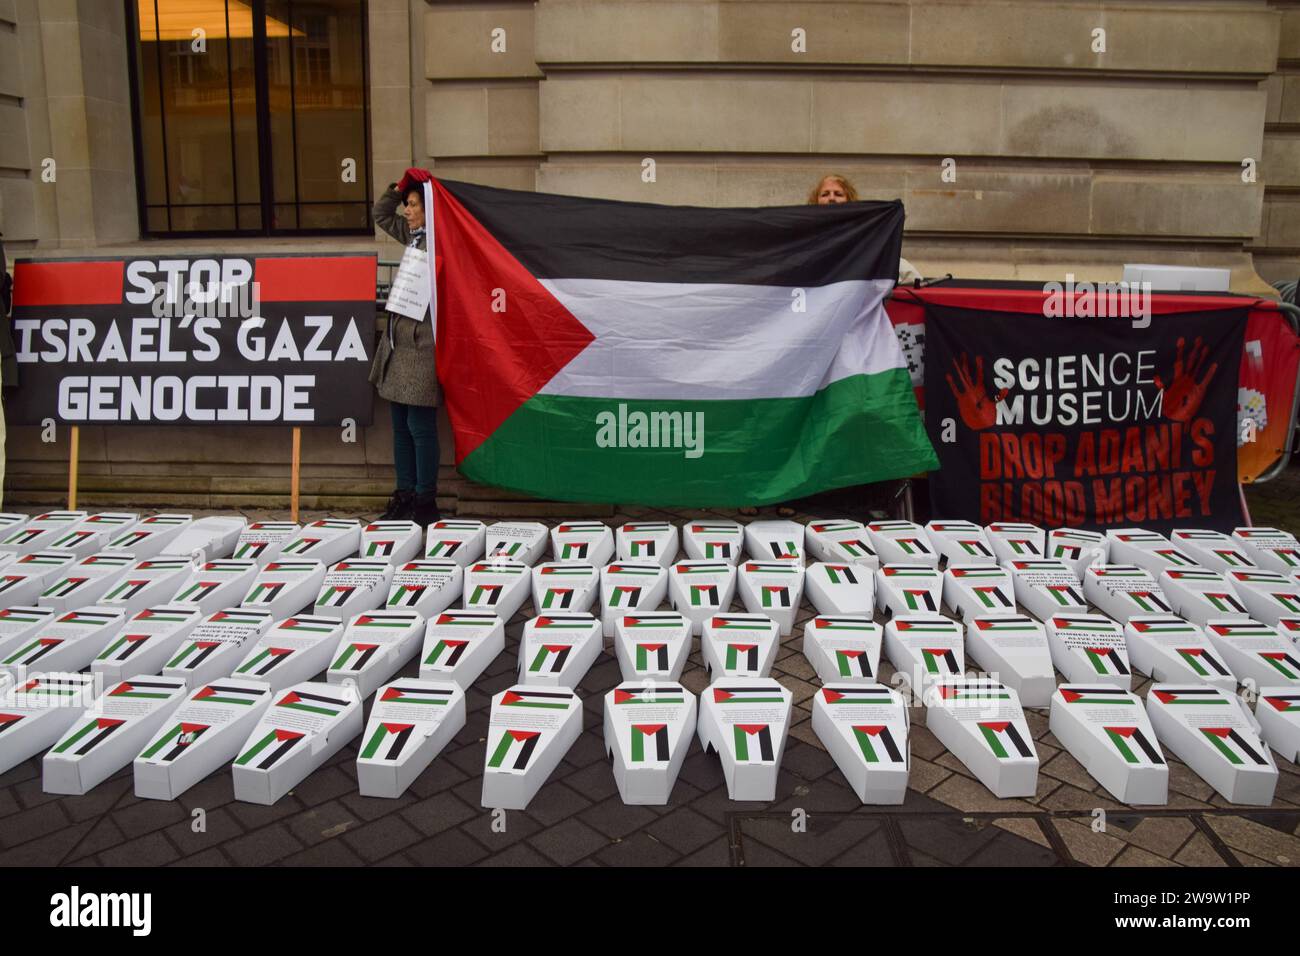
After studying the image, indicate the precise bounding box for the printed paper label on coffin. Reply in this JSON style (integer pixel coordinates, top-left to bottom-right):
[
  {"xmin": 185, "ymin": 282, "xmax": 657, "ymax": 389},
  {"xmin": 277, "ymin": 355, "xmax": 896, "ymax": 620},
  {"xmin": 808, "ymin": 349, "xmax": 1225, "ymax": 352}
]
[
  {"xmin": 232, "ymin": 522, "xmax": 302, "ymax": 565},
  {"xmin": 385, "ymin": 560, "xmax": 462, "ymax": 618},
  {"xmin": 312, "ymin": 559, "xmax": 393, "ymax": 620},
  {"xmin": 964, "ymin": 615, "xmax": 1055, "ymax": 708},
  {"xmin": 701, "ymin": 614, "xmax": 780, "ymax": 679},
  {"xmin": 1008, "ymin": 559, "xmax": 1087, "ymax": 620},
  {"xmin": 163, "ymin": 609, "xmax": 274, "ymax": 688},
  {"xmin": 167, "ymin": 559, "xmax": 260, "ymax": 617},
  {"xmin": 1231, "ymin": 527, "xmax": 1300, "ymax": 573},
  {"xmin": 1083, "ymin": 565, "xmax": 1175, "ymax": 623},
  {"xmin": 484, "ymin": 522, "xmax": 550, "ymax": 566},
  {"xmin": 1046, "ymin": 614, "xmax": 1132, "ymax": 688}
]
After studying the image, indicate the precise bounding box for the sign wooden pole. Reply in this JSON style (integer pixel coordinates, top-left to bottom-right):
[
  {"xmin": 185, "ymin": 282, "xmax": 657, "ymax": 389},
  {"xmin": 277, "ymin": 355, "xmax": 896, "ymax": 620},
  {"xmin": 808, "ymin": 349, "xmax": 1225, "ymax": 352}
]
[
  {"xmin": 290, "ymin": 427, "xmax": 302, "ymax": 523},
  {"xmin": 67, "ymin": 425, "xmax": 80, "ymax": 510}
]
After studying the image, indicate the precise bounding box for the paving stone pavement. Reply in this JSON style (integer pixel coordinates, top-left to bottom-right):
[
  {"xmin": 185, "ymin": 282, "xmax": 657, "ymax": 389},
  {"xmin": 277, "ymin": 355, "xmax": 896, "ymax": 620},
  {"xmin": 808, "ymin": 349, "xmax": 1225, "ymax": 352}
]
[{"xmin": 1, "ymin": 495, "xmax": 1298, "ymax": 867}]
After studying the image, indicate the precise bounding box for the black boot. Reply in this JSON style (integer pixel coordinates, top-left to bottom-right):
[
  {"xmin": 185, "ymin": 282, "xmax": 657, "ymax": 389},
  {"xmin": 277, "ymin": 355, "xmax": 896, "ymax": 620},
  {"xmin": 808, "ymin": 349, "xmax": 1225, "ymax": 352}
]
[
  {"xmin": 412, "ymin": 491, "xmax": 441, "ymax": 528},
  {"xmin": 379, "ymin": 489, "xmax": 415, "ymax": 521}
]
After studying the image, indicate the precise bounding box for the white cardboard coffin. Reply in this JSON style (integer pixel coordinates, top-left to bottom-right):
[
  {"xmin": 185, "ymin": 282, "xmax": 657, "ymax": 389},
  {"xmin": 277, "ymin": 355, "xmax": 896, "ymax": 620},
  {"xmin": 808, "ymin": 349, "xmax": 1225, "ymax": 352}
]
[
  {"xmin": 311, "ymin": 559, "xmax": 393, "ymax": 620},
  {"xmin": 1105, "ymin": 528, "xmax": 1199, "ymax": 576},
  {"xmin": 518, "ymin": 613, "xmax": 602, "ymax": 687},
  {"xmin": 667, "ymin": 560, "xmax": 737, "ymax": 636},
  {"xmin": 0, "ymin": 511, "xmax": 87, "ymax": 557},
  {"xmin": 0, "ymin": 606, "xmax": 57, "ymax": 662},
  {"xmin": 463, "ymin": 559, "xmax": 531, "ymax": 620},
  {"xmin": 802, "ymin": 616, "xmax": 883, "ymax": 684},
  {"xmin": 419, "ymin": 610, "xmax": 505, "ymax": 689},
  {"xmin": 884, "ymin": 615, "xmax": 966, "ymax": 694},
  {"xmin": 613, "ymin": 611, "xmax": 692, "ymax": 681},
  {"xmin": 1, "ymin": 607, "xmax": 124, "ymax": 677},
  {"xmin": 1278, "ymin": 616, "xmax": 1300, "ymax": 648},
  {"xmin": 46, "ymin": 512, "xmax": 140, "ymax": 558},
  {"xmin": 240, "ymin": 559, "xmax": 327, "ymax": 619},
  {"xmin": 1046, "ymin": 613, "xmax": 1132, "ymax": 688},
  {"xmin": 986, "ymin": 521, "xmax": 1046, "ymax": 563},
  {"xmin": 277, "ymin": 519, "xmax": 361, "ymax": 567},
  {"xmin": 1170, "ymin": 529, "xmax": 1256, "ymax": 572},
  {"xmin": 327, "ymin": 610, "xmax": 424, "ymax": 699},
  {"xmin": 697, "ymin": 678, "xmax": 793, "ymax": 801},
  {"xmin": 964, "ymin": 615, "xmax": 1056, "ymax": 707},
  {"xmin": 743, "ymin": 520, "xmax": 805, "ymax": 563},
  {"xmin": 481, "ymin": 685, "xmax": 582, "ymax": 809},
  {"xmin": 681, "ymin": 520, "xmax": 744, "ymax": 565},
  {"xmin": 38, "ymin": 551, "xmax": 135, "ymax": 613},
  {"xmin": 0, "ymin": 673, "xmax": 98, "ymax": 774},
  {"xmin": 805, "ymin": 561, "xmax": 875, "ymax": 616},
  {"xmin": 927, "ymin": 678, "xmax": 1038, "ymax": 797},
  {"xmin": 0, "ymin": 514, "xmax": 29, "ymax": 542},
  {"xmin": 1204, "ymin": 618, "xmax": 1300, "ymax": 687},
  {"xmin": 876, "ymin": 564, "xmax": 944, "ymax": 617},
  {"xmin": 1045, "ymin": 528, "xmax": 1108, "ymax": 576},
  {"xmin": 92, "ymin": 605, "xmax": 202, "ymax": 684},
  {"xmin": 925, "ymin": 520, "xmax": 997, "ymax": 566},
  {"xmin": 1231, "ymin": 527, "xmax": 1300, "ymax": 573},
  {"xmin": 43, "ymin": 676, "xmax": 188, "ymax": 795},
  {"xmin": 1147, "ymin": 684, "xmax": 1278, "ymax": 804},
  {"xmin": 424, "ymin": 519, "xmax": 486, "ymax": 565},
  {"xmin": 105, "ymin": 513, "xmax": 193, "ymax": 558},
  {"xmin": 600, "ymin": 563, "xmax": 669, "ymax": 637},
  {"xmin": 1255, "ymin": 687, "xmax": 1300, "ymax": 763},
  {"xmin": 231, "ymin": 615, "xmax": 344, "ymax": 690},
  {"xmin": 604, "ymin": 681, "xmax": 697, "ymax": 805},
  {"xmin": 232, "ymin": 681, "xmax": 363, "ymax": 804},
  {"xmin": 164, "ymin": 607, "xmax": 274, "ymax": 687},
  {"xmin": 385, "ymin": 559, "xmax": 463, "ymax": 617},
  {"xmin": 812, "ymin": 683, "xmax": 909, "ymax": 804},
  {"xmin": 1050, "ymin": 684, "xmax": 1168, "ymax": 804},
  {"xmin": 1158, "ymin": 567, "xmax": 1251, "ymax": 625},
  {"xmin": 0, "ymin": 551, "xmax": 78, "ymax": 609},
  {"xmin": 616, "ymin": 521, "xmax": 679, "ymax": 567},
  {"xmin": 805, "ymin": 519, "xmax": 879, "ymax": 569},
  {"xmin": 357, "ymin": 679, "xmax": 467, "ymax": 798},
  {"xmin": 531, "ymin": 562, "xmax": 599, "ymax": 614},
  {"xmin": 358, "ymin": 520, "xmax": 422, "ymax": 565},
  {"xmin": 167, "ymin": 558, "xmax": 259, "ymax": 616},
  {"xmin": 701, "ymin": 613, "xmax": 780, "ymax": 679},
  {"xmin": 1083, "ymin": 564, "xmax": 1175, "ymax": 622},
  {"xmin": 1225, "ymin": 568, "xmax": 1300, "ymax": 625},
  {"xmin": 133, "ymin": 678, "xmax": 274, "ymax": 799},
  {"xmin": 1007, "ymin": 558, "xmax": 1087, "ymax": 620},
  {"xmin": 737, "ymin": 560, "xmax": 805, "ymax": 635},
  {"xmin": 232, "ymin": 521, "xmax": 301, "ymax": 565},
  {"xmin": 550, "ymin": 521, "xmax": 614, "ymax": 566},
  {"xmin": 1124, "ymin": 615, "xmax": 1236, "ymax": 690},
  {"xmin": 866, "ymin": 520, "xmax": 937, "ymax": 567},
  {"xmin": 160, "ymin": 515, "xmax": 247, "ymax": 562},
  {"xmin": 943, "ymin": 565, "xmax": 1015, "ymax": 620},
  {"xmin": 484, "ymin": 521, "xmax": 550, "ymax": 565},
  {"xmin": 98, "ymin": 557, "xmax": 192, "ymax": 619}
]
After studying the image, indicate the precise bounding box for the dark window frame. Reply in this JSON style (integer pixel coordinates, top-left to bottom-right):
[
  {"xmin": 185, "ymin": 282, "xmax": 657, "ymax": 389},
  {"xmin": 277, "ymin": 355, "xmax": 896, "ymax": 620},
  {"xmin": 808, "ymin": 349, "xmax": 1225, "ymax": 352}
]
[{"xmin": 124, "ymin": 0, "xmax": 374, "ymax": 238}]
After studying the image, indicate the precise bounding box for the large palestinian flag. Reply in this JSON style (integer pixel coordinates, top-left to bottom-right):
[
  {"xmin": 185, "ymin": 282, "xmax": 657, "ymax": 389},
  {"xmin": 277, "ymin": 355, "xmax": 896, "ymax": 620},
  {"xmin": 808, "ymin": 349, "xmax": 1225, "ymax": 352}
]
[{"xmin": 425, "ymin": 178, "xmax": 936, "ymax": 506}]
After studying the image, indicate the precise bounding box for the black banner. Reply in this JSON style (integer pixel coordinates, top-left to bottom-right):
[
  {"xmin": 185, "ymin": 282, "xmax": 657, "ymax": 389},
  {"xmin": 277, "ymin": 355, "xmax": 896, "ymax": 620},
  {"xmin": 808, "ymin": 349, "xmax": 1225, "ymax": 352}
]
[
  {"xmin": 8, "ymin": 254, "xmax": 376, "ymax": 426},
  {"xmin": 924, "ymin": 303, "xmax": 1245, "ymax": 533}
]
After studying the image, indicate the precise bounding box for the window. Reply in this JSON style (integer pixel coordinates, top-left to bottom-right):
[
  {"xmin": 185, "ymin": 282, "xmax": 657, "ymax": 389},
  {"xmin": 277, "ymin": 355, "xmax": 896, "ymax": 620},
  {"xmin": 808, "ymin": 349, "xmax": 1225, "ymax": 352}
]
[{"xmin": 127, "ymin": 0, "xmax": 372, "ymax": 236}]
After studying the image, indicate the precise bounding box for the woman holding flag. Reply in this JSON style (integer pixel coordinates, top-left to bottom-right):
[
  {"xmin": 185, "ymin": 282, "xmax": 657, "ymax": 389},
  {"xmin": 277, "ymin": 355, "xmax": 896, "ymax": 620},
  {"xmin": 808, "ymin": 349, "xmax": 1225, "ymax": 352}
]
[{"xmin": 372, "ymin": 167, "xmax": 441, "ymax": 526}]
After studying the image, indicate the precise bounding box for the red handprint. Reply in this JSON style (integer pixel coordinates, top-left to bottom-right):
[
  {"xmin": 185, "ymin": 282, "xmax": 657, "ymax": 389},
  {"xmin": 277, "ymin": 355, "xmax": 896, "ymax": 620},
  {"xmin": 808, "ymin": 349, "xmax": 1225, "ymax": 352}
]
[
  {"xmin": 1155, "ymin": 336, "xmax": 1218, "ymax": 422},
  {"xmin": 946, "ymin": 353, "xmax": 1007, "ymax": 430}
]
